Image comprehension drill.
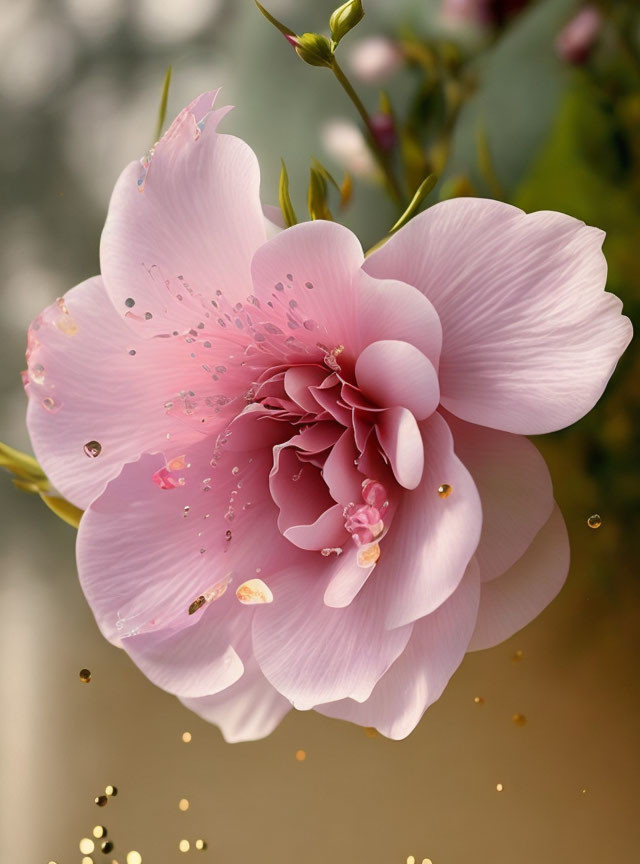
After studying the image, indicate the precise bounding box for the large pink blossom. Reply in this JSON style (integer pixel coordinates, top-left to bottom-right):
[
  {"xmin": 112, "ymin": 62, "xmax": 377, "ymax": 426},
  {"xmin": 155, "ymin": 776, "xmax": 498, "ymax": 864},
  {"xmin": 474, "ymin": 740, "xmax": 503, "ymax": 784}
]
[{"xmin": 24, "ymin": 92, "xmax": 631, "ymax": 741}]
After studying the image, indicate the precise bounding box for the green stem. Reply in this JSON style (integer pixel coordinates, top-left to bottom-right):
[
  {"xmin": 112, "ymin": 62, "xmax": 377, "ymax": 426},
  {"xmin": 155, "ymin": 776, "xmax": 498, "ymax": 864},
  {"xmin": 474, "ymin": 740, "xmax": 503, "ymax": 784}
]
[{"xmin": 330, "ymin": 56, "xmax": 404, "ymax": 207}]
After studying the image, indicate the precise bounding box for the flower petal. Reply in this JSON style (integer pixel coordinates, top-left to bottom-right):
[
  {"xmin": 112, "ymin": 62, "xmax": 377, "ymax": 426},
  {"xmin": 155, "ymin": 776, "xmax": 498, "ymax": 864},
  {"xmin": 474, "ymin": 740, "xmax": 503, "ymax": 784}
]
[
  {"xmin": 446, "ymin": 412, "xmax": 554, "ymax": 581},
  {"xmin": 364, "ymin": 198, "xmax": 632, "ymax": 434},
  {"xmin": 252, "ymin": 562, "xmax": 412, "ymax": 709},
  {"xmin": 317, "ymin": 559, "xmax": 480, "ymax": 739},
  {"xmin": 376, "ymin": 406, "xmax": 424, "ymax": 490},
  {"xmin": 376, "ymin": 412, "xmax": 482, "ymax": 628},
  {"xmin": 25, "ymin": 277, "xmax": 244, "ymax": 509},
  {"xmin": 100, "ymin": 91, "xmax": 267, "ymax": 335},
  {"xmin": 468, "ymin": 504, "xmax": 569, "ymax": 651},
  {"xmin": 180, "ymin": 656, "xmax": 291, "ymax": 742},
  {"xmin": 355, "ymin": 339, "xmax": 439, "ymax": 419},
  {"xmin": 76, "ymin": 440, "xmax": 300, "ymax": 650}
]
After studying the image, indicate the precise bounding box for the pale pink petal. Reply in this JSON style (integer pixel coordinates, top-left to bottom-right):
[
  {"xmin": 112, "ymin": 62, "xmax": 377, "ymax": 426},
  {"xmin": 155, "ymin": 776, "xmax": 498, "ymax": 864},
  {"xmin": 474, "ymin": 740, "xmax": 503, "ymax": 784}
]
[
  {"xmin": 123, "ymin": 601, "xmax": 244, "ymax": 699},
  {"xmin": 322, "ymin": 429, "xmax": 364, "ymax": 506},
  {"xmin": 446, "ymin": 412, "xmax": 554, "ymax": 581},
  {"xmin": 318, "ymin": 560, "xmax": 480, "ymax": 738},
  {"xmin": 250, "ymin": 222, "xmax": 443, "ymax": 369},
  {"xmin": 100, "ymin": 91, "xmax": 266, "ymax": 335},
  {"xmin": 180, "ymin": 656, "xmax": 291, "ymax": 742},
  {"xmin": 376, "ymin": 412, "xmax": 482, "ymax": 628},
  {"xmin": 223, "ymin": 404, "xmax": 288, "ymax": 452},
  {"xmin": 283, "ymin": 365, "xmax": 328, "ymax": 413},
  {"xmin": 323, "ymin": 545, "xmax": 376, "ymax": 607},
  {"xmin": 25, "ymin": 277, "xmax": 246, "ymax": 509},
  {"xmin": 252, "ymin": 563, "xmax": 412, "ymax": 709},
  {"xmin": 76, "ymin": 441, "xmax": 301, "ymax": 646},
  {"xmin": 376, "ymin": 407, "xmax": 424, "ymax": 490},
  {"xmin": 355, "ymin": 339, "xmax": 439, "ymax": 419},
  {"xmin": 364, "ymin": 198, "xmax": 632, "ymax": 434},
  {"xmin": 354, "ymin": 270, "xmax": 442, "ymax": 369},
  {"xmin": 468, "ymin": 504, "xmax": 569, "ymax": 650}
]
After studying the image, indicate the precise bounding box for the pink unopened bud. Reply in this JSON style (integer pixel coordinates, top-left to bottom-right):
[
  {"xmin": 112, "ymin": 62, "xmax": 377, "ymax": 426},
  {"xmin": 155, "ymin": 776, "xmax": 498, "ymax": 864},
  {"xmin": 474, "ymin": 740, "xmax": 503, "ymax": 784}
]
[
  {"xmin": 555, "ymin": 5, "xmax": 602, "ymax": 65},
  {"xmin": 370, "ymin": 112, "xmax": 396, "ymax": 152}
]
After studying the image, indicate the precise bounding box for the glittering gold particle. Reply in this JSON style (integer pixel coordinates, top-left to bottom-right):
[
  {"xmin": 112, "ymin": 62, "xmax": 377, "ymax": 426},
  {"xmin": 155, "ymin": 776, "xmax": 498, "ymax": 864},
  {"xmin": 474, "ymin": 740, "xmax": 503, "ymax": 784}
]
[
  {"xmin": 496, "ymin": 783, "xmax": 504, "ymax": 792},
  {"xmin": 105, "ymin": 784, "xmax": 118, "ymax": 797},
  {"xmin": 93, "ymin": 826, "xmax": 106, "ymax": 839},
  {"xmin": 473, "ymin": 696, "xmax": 484, "ymax": 705},
  {"xmin": 179, "ymin": 840, "xmax": 191, "ymax": 853},
  {"xmin": 95, "ymin": 794, "xmax": 108, "ymax": 807},
  {"xmin": 79, "ymin": 838, "xmax": 95, "ymax": 854},
  {"xmin": 79, "ymin": 668, "xmax": 92, "ymax": 683},
  {"xmin": 422, "ymin": 860, "xmax": 433, "ymax": 864},
  {"xmin": 178, "ymin": 798, "xmax": 190, "ymax": 812},
  {"xmin": 437, "ymin": 483, "xmax": 452, "ymax": 498},
  {"xmin": 126, "ymin": 853, "xmax": 142, "ymax": 864},
  {"xmin": 101, "ymin": 841, "xmax": 114, "ymax": 854},
  {"xmin": 407, "ymin": 857, "xmax": 416, "ymax": 864},
  {"xmin": 512, "ymin": 713, "xmax": 527, "ymax": 726},
  {"xmin": 195, "ymin": 839, "xmax": 207, "ymax": 851},
  {"xmin": 512, "ymin": 649, "xmax": 524, "ymax": 662},
  {"xmin": 182, "ymin": 731, "xmax": 192, "ymax": 743},
  {"xmin": 295, "ymin": 749, "xmax": 307, "ymax": 762},
  {"xmin": 82, "ymin": 858, "xmax": 93, "ymax": 864},
  {"xmin": 587, "ymin": 513, "xmax": 602, "ymax": 529}
]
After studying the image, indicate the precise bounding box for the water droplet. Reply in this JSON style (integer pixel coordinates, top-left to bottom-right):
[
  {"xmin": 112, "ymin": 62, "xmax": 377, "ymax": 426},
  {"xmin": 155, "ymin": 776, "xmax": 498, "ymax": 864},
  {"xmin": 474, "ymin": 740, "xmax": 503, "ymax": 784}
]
[
  {"xmin": 101, "ymin": 840, "xmax": 114, "ymax": 853},
  {"xmin": 144, "ymin": 312, "xmax": 153, "ymax": 320},
  {"xmin": 79, "ymin": 668, "xmax": 92, "ymax": 683},
  {"xmin": 437, "ymin": 484, "xmax": 452, "ymax": 498},
  {"xmin": 125, "ymin": 298, "xmax": 135, "ymax": 308},
  {"xmin": 236, "ymin": 578, "xmax": 274, "ymax": 605},
  {"xmin": 305, "ymin": 281, "xmax": 314, "ymax": 290},
  {"xmin": 231, "ymin": 466, "xmax": 240, "ymax": 476},
  {"xmin": 587, "ymin": 513, "xmax": 602, "ymax": 529},
  {"xmin": 512, "ymin": 713, "xmax": 527, "ymax": 727},
  {"xmin": 83, "ymin": 440, "xmax": 102, "ymax": 458},
  {"xmin": 225, "ymin": 529, "xmax": 232, "ymax": 541},
  {"xmin": 188, "ymin": 595, "xmax": 206, "ymax": 615},
  {"xmin": 303, "ymin": 319, "xmax": 318, "ymax": 331},
  {"xmin": 42, "ymin": 396, "xmax": 60, "ymax": 413},
  {"xmin": 357, "ymin": 542, "xmax": 381, "ymax": 567},
  {"xmin": 94, "ymin": 794, "xmax": 108, "ymax": 807},
  {"xmin": 274, "ymin": 281, "xmax": 284, "ymax": 292},
  {"xmin": 31, "ymin": 363, "xmax": 45, "ymax": 384},
  {"xmin": 128, "ymin": 349, "xmax": 136, "ymax": 356},
  {"xmin": 183, "ymin": 505, "xmax": 190, "ymax": 517}
]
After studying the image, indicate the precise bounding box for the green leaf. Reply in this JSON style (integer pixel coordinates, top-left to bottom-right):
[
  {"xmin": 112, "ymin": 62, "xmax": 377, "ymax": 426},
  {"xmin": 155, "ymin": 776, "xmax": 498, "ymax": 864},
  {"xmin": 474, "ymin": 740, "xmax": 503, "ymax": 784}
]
[
  {"xmin": 254, "ymin": 1, "xmax": 296, "ymax": 38},
  {"xmin": 154, "ymin": 65, "xmax": 172, "ymax": 143},
  {"xmin": 307, "ymin": 166, "xmax": 333, "ymax": 221},
  {"xmin": 278, "ymin": 159, "xmax": 298, "ymax": 227},
  {"xmin": 389, "ymin": 173, "xmax": 437, "ymax": 234}
]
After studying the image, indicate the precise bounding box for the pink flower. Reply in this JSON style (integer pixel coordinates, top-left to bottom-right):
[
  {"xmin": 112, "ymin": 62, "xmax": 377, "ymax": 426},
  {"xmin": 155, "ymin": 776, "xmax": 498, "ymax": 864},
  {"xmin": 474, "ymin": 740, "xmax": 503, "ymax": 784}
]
[
  {"xmin": 24, "ymin": 92, "xmax": 631, "ymax": 741},
  {"xmin": 441, "ymin": 0, "xmax": 530, "ymax": 27},
  {"xmin": 348, "ymin": 36, "xmax": 402, "ymax": 84},
  {"xmin": 555, "ymin": 5, "xmax": 602, "ymax": 65}
]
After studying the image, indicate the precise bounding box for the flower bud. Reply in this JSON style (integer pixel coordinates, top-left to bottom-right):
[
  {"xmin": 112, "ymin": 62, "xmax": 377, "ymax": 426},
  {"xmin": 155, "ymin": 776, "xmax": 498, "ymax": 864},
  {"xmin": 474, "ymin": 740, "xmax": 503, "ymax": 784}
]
[
  {"xmin": 329, "ymin": 0, "xmax": 364, "ymax": 46},
  {"xmin": 291, "ymin": 32, "xmax": 335, "ymax": 68},
  {"xmin": 348, "ymin": 36, "xmax": 402, "ymax": 84},
  {"xmin": 370, "ymin": 112, "xmax": 395, "ymax": 153},
  {"xmin": 555, "ymin": 5, "xmax": 602, "ymax": 65}
]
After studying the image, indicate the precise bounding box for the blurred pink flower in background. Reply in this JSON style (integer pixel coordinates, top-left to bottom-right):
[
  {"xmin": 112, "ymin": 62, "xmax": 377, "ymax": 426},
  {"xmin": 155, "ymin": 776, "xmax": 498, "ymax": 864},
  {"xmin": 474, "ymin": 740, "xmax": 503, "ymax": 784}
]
[
  {"xmin": 348, "ymin": 36, "xmax": 402, "ymax": 84},
  {"xmin": 441, "ymin": 0, "xmax": 530, "ymax": 27},
  {"xmin": 24, "ymin": 92, "xmax": 631, "ymax": 741},
  {"xmin": 321, "ymin": 117, "xmax": 377, "ymax": 177},
  {"xmin": 555, "ymin": 4, "xmax": 602, "ymax": 65}
]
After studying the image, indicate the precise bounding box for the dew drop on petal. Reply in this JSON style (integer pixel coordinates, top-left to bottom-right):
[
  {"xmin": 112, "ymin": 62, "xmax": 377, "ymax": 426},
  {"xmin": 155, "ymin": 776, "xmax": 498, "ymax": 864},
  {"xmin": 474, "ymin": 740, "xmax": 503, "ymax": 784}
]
[
  {"xmin": 42, "ymin": 396, "xmax": 61, "ymax": 413},
  {"xmin": 587, "ymin": 513, "xmax": 602, "ymax": 529},
  {"xmin": 125, "ymin": 298, "xmax": 135, "ymax": 308},
  {"xmin": 31, "ymin": 363, "xmax": 45, "ymax": 384},
  {"xmin": 437, "ymin": 483, "xmax": 452, "ymax": 498},
  {"xmin": 357, "ymin": 542, "xmax": 381, "ymax": 567},
  {"xmin": 79, "ymin": 668, "xmax": 92, "ymax": 683},
  {"xmin": 83, "ymin": 440, "xmax": 102, "ymax": 458},
  {"xmin": 236, "ymin": 578, "xmax": 274, "ymax": 605}
]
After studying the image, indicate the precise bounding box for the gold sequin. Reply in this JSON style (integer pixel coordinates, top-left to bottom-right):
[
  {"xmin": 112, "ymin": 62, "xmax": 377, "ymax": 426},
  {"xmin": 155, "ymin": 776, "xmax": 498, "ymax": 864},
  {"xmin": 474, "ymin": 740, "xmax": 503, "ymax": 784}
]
[
  {"xmin": 79, "ymin": 838, "xmax": 95, "ymax": 854},
  {"xmin": 182, "ymin": 731, "xmax": 192, "ymax": 743},
  {"xmin": 437, "ymin": 484, "xmax": 452, "ymax": 498},
  {"xmin": 179, "ymin": 839, "xmax": 190, "ymax": 853},
  {"xmin": 178, "ymin": 798, "xmax": 189, "ymax": 812},
  {"xmin": 93, "ymin": 826, "xmax": 106, "ymax": 839},
  {"xmin": 79, "ymin": 668, "xmax": 92, "ymax": 683},
  {"xmin": 195, "ymin": 839, "xmax": 207, "ymax": 851},
  {"xmin": 295, "ymin": 749, "xmax": 307, "ymax": 762},
  {"xmin": 126, "ymin": 853, "xmax": 142, "ymax": 864}
]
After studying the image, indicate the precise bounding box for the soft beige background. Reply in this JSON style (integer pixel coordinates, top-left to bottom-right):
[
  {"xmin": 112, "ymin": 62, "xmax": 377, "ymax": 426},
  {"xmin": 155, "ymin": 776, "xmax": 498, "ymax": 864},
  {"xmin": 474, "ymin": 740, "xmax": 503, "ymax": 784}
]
[{"xmin": 1, "ymin": 1, "xmax": 639, "ymax": 862}]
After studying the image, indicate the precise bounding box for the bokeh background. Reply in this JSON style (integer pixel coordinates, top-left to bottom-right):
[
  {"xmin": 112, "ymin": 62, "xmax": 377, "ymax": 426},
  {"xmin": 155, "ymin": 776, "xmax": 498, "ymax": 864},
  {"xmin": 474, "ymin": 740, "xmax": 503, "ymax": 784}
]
[{"xmin": 1, "ymin": 1, "xmax": 639, "ymax": 862}]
